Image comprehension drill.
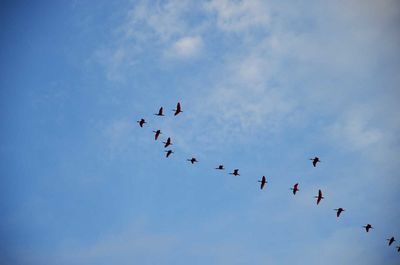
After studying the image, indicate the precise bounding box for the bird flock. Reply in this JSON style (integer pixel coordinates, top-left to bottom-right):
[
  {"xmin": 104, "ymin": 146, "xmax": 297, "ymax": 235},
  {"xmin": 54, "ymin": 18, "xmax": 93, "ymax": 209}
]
[{"xmin": 137, "ymin": 102, "xmax": 399, "ymax": 254}]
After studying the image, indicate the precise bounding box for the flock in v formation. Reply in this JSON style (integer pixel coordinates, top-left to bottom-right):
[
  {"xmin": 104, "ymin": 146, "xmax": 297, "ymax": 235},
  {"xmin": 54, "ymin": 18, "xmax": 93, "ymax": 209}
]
[{"xmin": 137, "ymin": 102, "xmax": 399, "ymax": 254}]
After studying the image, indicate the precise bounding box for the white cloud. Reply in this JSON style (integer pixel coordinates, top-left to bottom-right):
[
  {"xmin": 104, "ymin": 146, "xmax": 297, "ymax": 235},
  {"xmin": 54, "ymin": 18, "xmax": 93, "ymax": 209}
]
[
  {"xmin": 327, "ymin": 111, "xmax": 383, "ymax": 151},
  {"xmin": 124, "ymin": 0, "xmax": 192, "ymax": 42},
  {"xmin": 93, "ymin": 47, "xmax": 132, "ymax": 82},
  {"xmin": 166, "ymin": 36, "xmax": 203, "ymax": 59},
  {"xmin": 204, "ymin": 0, "xmax": 270, "ymax": 32},
  {"xmin": 91, "ymin": 0, "xmax": 400, "ymax": 160}
]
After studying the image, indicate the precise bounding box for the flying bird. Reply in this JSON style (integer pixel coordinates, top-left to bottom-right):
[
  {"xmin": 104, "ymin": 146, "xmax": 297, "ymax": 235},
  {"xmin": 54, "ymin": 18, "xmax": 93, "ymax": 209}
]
[
  {"xmin": 314, "ymin": 189, "xmax": 324, "ymax": 205},
  {"xmin": 291, "ymin": 183, "xmax": 299, "ymax": 195},
  {"xmin": 387, "ymin": 237, "xmax": 396, "ymax": 246},
  {"xmin": 215, "ymin": 165, "xmax": 224, "ymax": 170},
  {"xmin": 173, "ymin": 102, "xmax": 182, "ymax": 116},
  {"xmin": 229, "ymin": 169, "xmax": 240, "ymax": 176},
  {"xmin": 396, "ymin": 246, "xmax": 400, "ymax": 252},
  {"xmin": 153, "ymin": 130, "xmax": 161, "ymax": 140},
  {"xmin": 165, "ymin": 150, "xmax": 174, "ymax": 158},
  {"xmin": 334, "ymin": 208, "xmax": 345, "ymax": 217},
  {"xmin": 258, "ymin": 176, "xmax": 267, "ymax": 190},
  {"xmin": 363, "ymin": 224, "xmax": 373, "ymax": 232},
  {"xmin": 187, "ymin": 157, "xmax": 198, "ymax": 164},
  {"xmin": 155, "ymin": 107, "xmax": 164, "ymax": 116},
  {"xmin": 137, "ymin": 118, "xmax": 146, "ymax": 127},
  {"xmin": 163, "ymin": 137, "xmax": 172, "ymax": 148},
  {"xmin": 310, "ymin": 156, "xmax": 321, "ymax": 167}
]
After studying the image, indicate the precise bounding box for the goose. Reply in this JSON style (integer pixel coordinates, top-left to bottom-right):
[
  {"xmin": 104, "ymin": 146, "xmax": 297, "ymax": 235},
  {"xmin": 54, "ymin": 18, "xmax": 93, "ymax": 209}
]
[
  {"xmin": 310, "ymin": 157, "xmax": 321, "ymax": 167},
  {"xmin": 387, "ymin": 237, "xmax": 395, "ymax": 246},
  {"xmin": 163, "ymin": 137, "xmax": 172, "ymax": 148},
  {"xmin": 363, "ymin": 224, "xmax": 373, "ymax": 232},
  {"xmin": 334, "ymin": 208, "xmax": 345, "ymax": 217},
  {"xmin": 314, "ymin": 189, "xmax": 324, "ymax": 205},
  {"xmin": 153, "ymin": 129, "xmax": 161, "ymax": 140},
  {"xmin": 173, "ymin": 102, "xmax": 182, "ymax": 116},
  {"xmin": 187, "ymin": 157, "xmax": 198, "ymax": 164},
  {"xmin": 137, "ymin": 118, "xmax": 146, "ymax": 127},
  {"xmin": 229, "ymin": 169, "xmax": 240, "ymax": 176},
  {"xmin": 258, "ymin": 176, "xmax": 267, "ymax": 190},
  {"xmin": 291, "ymin": 183, "xmax": 299, "ymax": 195},
  {"xmin": 165, "ymin": 150, "xmax": 174, "ymax": 158},
  {"xmin": 155, "ymin": 107, "xmax": 164, "ymax": 116}
]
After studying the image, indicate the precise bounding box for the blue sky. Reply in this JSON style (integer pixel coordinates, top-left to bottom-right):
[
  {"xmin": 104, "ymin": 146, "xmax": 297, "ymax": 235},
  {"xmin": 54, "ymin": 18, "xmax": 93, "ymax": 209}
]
[{"xmin": 1, "ymin": 0, "xmax": 399, "ymax": 264}]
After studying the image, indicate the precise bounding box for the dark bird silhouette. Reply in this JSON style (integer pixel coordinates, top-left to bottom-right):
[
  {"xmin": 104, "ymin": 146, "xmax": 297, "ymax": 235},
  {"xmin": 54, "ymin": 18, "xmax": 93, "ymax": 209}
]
[
  {"xmin": 258, "ymin": 176, "xmax": 267, "ymax": 189},
  {"xmin": 363, "ymin": 224, "xmax": 373, "ymax": 232},
  {"xmin": 396, "ymin": 246, "xmax": 400, "ymax": 252},
  {"xmin": 173, "ymin": 102, "xmax": 182, "ymax": 116},
  {"xmin": 291, "ymin": 183, "xmax": 299, "ymax": 195},
  {"xmin": 314, "ymin": 189, "xmax": 324, "ymax": 205},
  {"xmin": 153, "ymin": 130, "xmax": 161, "ymax": 140},
  {"xmin": 163, "ymin": 137, "xmax": 172, "ymax": 148},
  {"xmin": 229, "ymin": 169, "xmax": 240, "ymax": 176},
  {"xmin": 387, "ymin": 237, "xmax": 395, "ymax": 246},
  {"xmin": 187, "ymin": 157, "xmax": 198, "ymax": 164},
  {"xmin": 334, "ymin": 208, "xmax": 345, "ymax": 217},
  {"xmin": 155, "ymin": 107, "xmax": 164, "ymax": 116},
  {"xmin": 215, "ymin": 165, "xmax": 224, "ymax": 170},
  {"xmin": 137, "ymin": 118, "xmax": 146, "ymax": 127},
  {"xmin": 165, "ymin": 150, "xmax": 174, "ymax": 158},
  {"xmin": 310, "ymin": 156, "xmax": 320, "ymax": 167}
]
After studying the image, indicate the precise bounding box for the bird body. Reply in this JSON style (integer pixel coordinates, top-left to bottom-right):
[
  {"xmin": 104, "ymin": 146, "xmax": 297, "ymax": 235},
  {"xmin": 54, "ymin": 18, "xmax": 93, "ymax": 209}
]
[
  {"xmin": 155, "ymin": 107, "xmax": 164, "ymax": 116},
  {"xmin": 153, "ymin": 130, "xmax": 161, "ymax": 140},
  {"xmin": 258, "ymin": 176, "xmax": 267, "ymax": 189},
  {"xmin": 215, "ymin": 165, "xmax": 224, "ymax": 170},
  {"xmin": 291, "ymin": 183, "xmax": 299, "ymax": 195},
  {"xmin": 310, "ymin": 156, "xmax": 320, "ymax": 167},
  {"xmin": 165, "ymin": 150, "xmax": 174, "ymax": 158},
  {"xmin": 363, "ymin": 224, "xmax": 373, "ymax": 232},
  {"xmin": 229, "ymin": 169, "xmax": 240, "ymax": 176},
  {"xmin": 163, "ymin": 137, "xmax": 172, "ymax": 148},
  {"xmin": 187, "ymin": 157, "xmax": 198, "ymax": 164},
  {"xmin": 334, "ymin": 208, "xmax": 344, "ymax": 217},
  {"xmin": 387, "ymin": 237, "xmax": 395, "ymax": 246},
  {"xmin": 315, "ymin": 189, "xmax": 324, "ymax": 205},
  {"xmin": 137, "ymin": 118, "xmax": 146, "ymax": 127},
  {"xmin": 173, "ymin": 102, "xmax": 182, "ymax": 116},
  {"xmin": 396, "ymin": 246, "xmax": 400, "ymax": 252}
]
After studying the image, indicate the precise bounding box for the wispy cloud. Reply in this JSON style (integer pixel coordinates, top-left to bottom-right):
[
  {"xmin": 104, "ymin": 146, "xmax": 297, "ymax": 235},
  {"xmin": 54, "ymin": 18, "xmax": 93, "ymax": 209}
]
[
  {"xmin": 87, "ymin": 2, "xmax": 400, "ymax": 263},
  {"xmin": 92, "ymin": 0, "xmax": 400, "ymax": 157},
  {"xmin": 165, "ymin": 36, "xmax": 204, "ymax": 59},
  {"xmin": 204, "ymin": 0, "xmax": 270, "ymax": 32}
]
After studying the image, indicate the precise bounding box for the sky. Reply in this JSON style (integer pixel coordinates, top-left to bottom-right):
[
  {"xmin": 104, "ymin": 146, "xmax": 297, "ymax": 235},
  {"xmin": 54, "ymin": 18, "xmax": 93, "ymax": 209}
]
[{"xmin": 0, "ymin": 0, "xmax": 399, "ymax": 264}]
